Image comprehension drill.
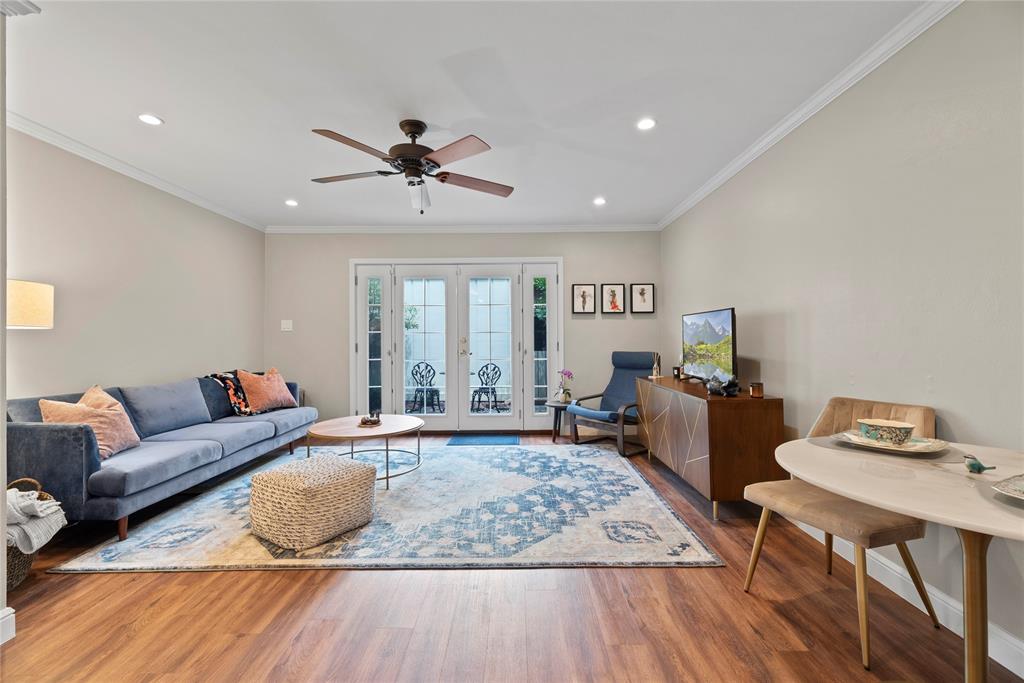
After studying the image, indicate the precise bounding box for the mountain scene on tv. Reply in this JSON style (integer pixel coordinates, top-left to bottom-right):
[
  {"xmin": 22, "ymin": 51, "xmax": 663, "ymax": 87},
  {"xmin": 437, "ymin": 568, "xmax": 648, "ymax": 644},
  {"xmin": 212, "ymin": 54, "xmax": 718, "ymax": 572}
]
[{"xmin": 682, "ymin": 309, "xmax": 734, "ymax": 381}]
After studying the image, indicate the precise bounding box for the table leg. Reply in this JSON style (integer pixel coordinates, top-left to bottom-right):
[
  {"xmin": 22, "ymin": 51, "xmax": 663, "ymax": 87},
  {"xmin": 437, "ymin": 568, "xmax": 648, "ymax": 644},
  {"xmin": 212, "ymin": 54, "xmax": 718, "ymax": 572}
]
[
  {"xmin": 305, "ymin": 436, "xmax": 310, "ymax": 459},
  {"xmin": 385, "ymin": 436, "xmax": 390, "ymax": 490},
  {"xmin": 957, "ymin": 528, "xmax": 992, "ymax": 683},
  {"xmin": 350, "ymin": 440, "xmax": 354, "ymax": 459}
]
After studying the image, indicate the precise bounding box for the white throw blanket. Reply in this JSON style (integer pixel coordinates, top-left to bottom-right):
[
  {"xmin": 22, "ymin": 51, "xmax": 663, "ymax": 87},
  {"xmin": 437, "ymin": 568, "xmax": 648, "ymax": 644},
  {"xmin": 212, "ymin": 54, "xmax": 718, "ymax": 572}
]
[{"xmin": 6, "ymin": 488, "xmax": 67, "ymax": 554}]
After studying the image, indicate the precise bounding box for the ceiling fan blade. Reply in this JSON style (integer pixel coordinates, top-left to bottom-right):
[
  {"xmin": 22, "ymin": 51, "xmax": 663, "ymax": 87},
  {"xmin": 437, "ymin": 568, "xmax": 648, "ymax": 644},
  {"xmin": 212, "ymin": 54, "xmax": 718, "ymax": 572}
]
[
  {"xmin": 311, "ymin": 171, "xmax": 385, "ymax": 184},
  {"xmin": 312, "ymin": 129, "xmax": 390, "ymax": 160},
  {"xmin": 424, "ymin": 135, "xmax": 491, "ymax": 167},
  {"xmin": 435, "ymin": 172, "xmax": 513, "ymax": 198}
]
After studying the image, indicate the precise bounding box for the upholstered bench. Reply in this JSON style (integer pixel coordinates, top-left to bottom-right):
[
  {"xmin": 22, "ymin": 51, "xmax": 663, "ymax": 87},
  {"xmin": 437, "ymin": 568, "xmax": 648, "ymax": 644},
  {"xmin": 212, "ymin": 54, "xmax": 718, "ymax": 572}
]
[{"xmin": 249, "ymin": 455, "xmax": 376, "ymax": 551}]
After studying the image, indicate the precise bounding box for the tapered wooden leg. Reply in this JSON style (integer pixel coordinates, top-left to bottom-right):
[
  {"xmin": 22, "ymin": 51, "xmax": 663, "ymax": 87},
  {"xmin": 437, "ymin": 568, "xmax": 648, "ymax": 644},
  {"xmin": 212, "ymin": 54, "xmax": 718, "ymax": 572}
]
[
  {"xmin": 824, "ymin": 533, "xmax": 833, "ymax": 575},
  {"xmin": 288, "ymin": 441, "xmax": 295, "ymax": 455},
  {"xmin": 854, "ymin": 545, "xmax": 870, "ymax": 670},
  {"xmin": 117, "ymin": 516, "xmax": 128, "ymax": 542},
  {"xmin": 958, "ymin": 529, "xmax": 992, "ymax": 683},
  {"xmin": 743, "ymin": 508, "xmax": 772, "ymax": 593},
  {"xmin": 712, "ymin": 500, "xmax": 719, "ymax": 522},
  {"xmin": 896, "ymin": 542, "xmax": 940, "ymax": 629},
  {"xmin": 569, "ymin": 414, "xmax": 580, "ymax": 444}
]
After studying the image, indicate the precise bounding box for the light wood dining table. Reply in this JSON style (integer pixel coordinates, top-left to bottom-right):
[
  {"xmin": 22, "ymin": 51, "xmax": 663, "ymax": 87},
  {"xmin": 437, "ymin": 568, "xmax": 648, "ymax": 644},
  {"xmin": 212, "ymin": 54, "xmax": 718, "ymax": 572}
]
[{"xmin": 775, "ymin": 437, "xmax": 1024, "ymax": 683}]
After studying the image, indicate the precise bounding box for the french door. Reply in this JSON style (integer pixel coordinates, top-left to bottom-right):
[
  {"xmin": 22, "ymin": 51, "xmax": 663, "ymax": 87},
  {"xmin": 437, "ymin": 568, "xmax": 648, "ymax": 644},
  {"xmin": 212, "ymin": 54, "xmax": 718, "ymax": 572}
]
[{"xmin": 352, "ymin": 260, "xmax": 561, "ymax": 431}]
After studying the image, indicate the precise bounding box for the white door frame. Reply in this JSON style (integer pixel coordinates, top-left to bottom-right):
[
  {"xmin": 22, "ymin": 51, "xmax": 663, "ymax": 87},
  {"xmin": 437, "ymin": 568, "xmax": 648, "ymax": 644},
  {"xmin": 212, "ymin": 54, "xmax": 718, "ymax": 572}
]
[{"xmin": 349, "ymin": 257, "xmax": 564, "ymax": 430}]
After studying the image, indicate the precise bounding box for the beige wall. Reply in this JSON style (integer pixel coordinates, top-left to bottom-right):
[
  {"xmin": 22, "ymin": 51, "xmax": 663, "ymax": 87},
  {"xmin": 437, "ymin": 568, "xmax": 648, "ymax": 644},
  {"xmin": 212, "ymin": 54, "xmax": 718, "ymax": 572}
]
[
  {"xmin": 264, "ymin": 232, "xmax": 661, "ymax": 420},
  {"xmin": 659, "ymin": 2, "xmax": 1023, "ymax": 641},
  {"xmin": 6, "ymin": 130, "xmax": 265, "ymax": 397}
]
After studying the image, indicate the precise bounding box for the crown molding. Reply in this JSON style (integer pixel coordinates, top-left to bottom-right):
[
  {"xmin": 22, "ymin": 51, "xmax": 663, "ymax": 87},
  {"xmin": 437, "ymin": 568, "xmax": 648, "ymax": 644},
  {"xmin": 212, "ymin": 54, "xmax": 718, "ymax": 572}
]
[
  {"xmin": 6, "ymin": 111, "xmax": 265, "ymax": 231},
  {"xmin": 656, "ymin": 0, "xmax": 962, "ymax": 230},
  {"xmin": 265, "ymin": 223, "xmax": 660, "ymax": 235}
]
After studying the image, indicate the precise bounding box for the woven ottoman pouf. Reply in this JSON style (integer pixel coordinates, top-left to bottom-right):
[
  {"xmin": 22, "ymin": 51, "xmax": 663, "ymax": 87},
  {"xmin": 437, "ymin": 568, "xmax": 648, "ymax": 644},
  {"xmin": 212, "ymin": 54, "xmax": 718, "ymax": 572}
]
[{"xmin": 249, "ymin": 455, "xmax": 377, "ymax": 551}]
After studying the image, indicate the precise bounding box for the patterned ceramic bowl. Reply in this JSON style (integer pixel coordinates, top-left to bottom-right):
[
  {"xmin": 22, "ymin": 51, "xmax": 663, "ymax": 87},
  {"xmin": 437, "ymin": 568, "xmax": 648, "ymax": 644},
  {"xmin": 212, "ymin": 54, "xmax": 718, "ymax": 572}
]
[{"xmin": 857, "ymin": 418, "xmax": 915, "ymax": 445}]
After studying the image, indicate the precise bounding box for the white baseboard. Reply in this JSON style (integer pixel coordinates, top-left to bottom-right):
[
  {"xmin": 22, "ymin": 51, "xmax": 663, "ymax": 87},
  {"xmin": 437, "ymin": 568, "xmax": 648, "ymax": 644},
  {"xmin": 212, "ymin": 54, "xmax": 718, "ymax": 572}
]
[
  {"xmin": 0, "ymin": 607, "xmax": 15, "ymax": 645},
  {"xmin": 797, "ymin": 523, "xmax": 1024, "ymax": 678}
]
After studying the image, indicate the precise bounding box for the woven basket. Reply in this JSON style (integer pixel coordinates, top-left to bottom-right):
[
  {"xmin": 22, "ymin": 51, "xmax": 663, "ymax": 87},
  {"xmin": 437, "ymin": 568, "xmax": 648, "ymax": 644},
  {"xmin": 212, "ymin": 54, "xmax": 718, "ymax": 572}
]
[
  {"xmin": 250, "ymin": 455, "xmax": 376, "ymax": 551},
  {"xmin": 6, "ymin": 478, "xmax": 53, "ymax": 591}
]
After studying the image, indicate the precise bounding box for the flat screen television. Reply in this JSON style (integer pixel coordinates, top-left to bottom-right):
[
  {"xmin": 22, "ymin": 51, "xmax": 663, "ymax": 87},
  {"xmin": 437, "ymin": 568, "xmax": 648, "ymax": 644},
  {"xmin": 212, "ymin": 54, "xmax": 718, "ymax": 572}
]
[{"xmin": 681, "ymin": 307, "xmax": 737, "ymax": 382}]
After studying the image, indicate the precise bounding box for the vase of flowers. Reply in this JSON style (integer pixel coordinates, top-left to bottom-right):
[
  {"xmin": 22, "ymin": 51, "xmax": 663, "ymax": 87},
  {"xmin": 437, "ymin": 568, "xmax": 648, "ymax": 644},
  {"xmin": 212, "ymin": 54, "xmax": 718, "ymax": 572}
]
[{"xmin": 556, "ymin": 368, "xmax": 574, "ymax": 402}]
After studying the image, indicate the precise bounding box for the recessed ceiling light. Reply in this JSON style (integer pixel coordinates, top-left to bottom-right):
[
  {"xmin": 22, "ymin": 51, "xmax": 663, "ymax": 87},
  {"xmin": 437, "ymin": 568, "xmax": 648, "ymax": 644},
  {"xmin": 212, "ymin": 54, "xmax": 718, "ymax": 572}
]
[
  {"xmin": 636, "ymin": 117, "xmax": 656, "ymax": 131},
  {"xmin": 138, "ymin": 113, "xmax": 164, "ymax": 126},
  {"xmin": 593, "ymin": 196, "xmax": 607, "ymax": 207},
  {"xmin": 285, "ymin": 199, "xmax": 299, "ymax": 207}
]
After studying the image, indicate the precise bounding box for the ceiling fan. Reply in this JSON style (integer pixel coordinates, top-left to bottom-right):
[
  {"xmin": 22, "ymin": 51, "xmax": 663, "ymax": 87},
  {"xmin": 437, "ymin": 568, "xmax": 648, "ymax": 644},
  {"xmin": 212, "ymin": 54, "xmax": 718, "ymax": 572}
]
[{"xmin": 311, "ymin": 119, "xmax": 514, "ymax": 214}]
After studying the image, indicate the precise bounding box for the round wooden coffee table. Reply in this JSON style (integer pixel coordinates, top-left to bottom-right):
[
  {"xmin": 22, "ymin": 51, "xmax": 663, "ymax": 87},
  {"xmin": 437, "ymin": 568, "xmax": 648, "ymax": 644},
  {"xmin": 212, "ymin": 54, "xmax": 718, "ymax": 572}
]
[{"xmin": 305, "ymin": 414, "xmax": 425, "ymax": 489}]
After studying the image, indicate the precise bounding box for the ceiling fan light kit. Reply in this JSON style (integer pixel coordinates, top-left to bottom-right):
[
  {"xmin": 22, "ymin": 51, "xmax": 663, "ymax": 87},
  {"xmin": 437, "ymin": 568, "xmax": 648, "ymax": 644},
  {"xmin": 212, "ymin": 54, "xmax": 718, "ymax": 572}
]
[{"xmin": 311, "ymin": 119, "xmax": 514, "ymax": 213}]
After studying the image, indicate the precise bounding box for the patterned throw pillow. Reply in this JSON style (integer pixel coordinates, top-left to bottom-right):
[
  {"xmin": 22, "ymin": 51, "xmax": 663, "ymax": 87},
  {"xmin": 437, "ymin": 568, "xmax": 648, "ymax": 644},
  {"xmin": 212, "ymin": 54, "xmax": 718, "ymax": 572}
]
[
  {"xmin": 237, "ymin": 368, "xmax": 297, "ymax": 414},
  {"xmin": 40, "ymin": 385, "xmax": 141, "ymax": 459},
  {"xmin": 207, "ymin": 371, "xmax": 254, "ymax": 416}
]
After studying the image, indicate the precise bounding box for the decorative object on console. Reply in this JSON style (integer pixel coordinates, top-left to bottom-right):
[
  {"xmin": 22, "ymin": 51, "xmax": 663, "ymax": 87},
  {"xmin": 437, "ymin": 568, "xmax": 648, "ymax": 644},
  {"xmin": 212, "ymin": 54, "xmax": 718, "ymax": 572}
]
[
  {"xmin": 963, "ymin": 454, "xmax": 996, "ymax": 474},
  {"xmin": 650, "ymin": 352, "xmax": 661, "ymax": 379},
  {"xmin": 857, "ymin": 418, "xmax": 914, "ymax": 446},
  {"xmin": 672, "ymin": 366, "xmax": 682, "ymax": 380},
  {"xmin": 39, "ymin": 385, "xmax": 140, "ymax": 459},
  {"xmin": 572, "ymin": 284, "xmax": 595, "ymax": 314},
  {"xmin": 629, "ymin": 283, "xmax": 655, "ymax": 313},
  {"xmin": 706, "ymin": 376, "xmax": 740, "ymax": 397},
  {"xmin": 237, "ymin": 368, "xmax": 298, "ymax": 413},
  {"xmin": 749, "ymin": 382, "xmax": 764, "ymax": 398},
  {"xmin": 555, "ymin": 368, "xmax": 574, "ymax": 402},
  {"xmin": 601, "ymin": 284, "xmax": 625, "ymax": 314},
  {"xmin": 7, "ymin": 279, "xmax": 54, "ymax": 330}
]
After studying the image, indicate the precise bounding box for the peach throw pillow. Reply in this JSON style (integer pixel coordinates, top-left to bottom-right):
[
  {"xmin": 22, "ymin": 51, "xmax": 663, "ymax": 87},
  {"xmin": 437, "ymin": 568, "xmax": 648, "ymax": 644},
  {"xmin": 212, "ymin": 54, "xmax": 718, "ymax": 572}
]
[
  {"xmin": 40, "ymin": 385, "xmax": 141, "ymax": 459},
  {"xmin": 237, "ymin": 368, "xmax": 297, "ymax": 413}
]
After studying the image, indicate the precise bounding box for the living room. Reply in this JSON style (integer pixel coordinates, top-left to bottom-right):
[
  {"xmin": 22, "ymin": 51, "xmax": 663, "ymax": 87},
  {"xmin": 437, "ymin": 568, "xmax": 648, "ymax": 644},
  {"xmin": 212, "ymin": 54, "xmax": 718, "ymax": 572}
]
[{"xmin": 1, "ymin": 1, "xmax": 1022, "ymax": 681}]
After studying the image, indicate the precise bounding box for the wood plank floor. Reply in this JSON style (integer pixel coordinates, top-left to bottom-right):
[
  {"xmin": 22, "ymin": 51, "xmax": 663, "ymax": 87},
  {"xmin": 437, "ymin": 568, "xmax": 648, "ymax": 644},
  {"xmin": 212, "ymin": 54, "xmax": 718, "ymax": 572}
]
[{"xmin": 1, "ymin": 434, "xmax": 1018, "ymax": 682}]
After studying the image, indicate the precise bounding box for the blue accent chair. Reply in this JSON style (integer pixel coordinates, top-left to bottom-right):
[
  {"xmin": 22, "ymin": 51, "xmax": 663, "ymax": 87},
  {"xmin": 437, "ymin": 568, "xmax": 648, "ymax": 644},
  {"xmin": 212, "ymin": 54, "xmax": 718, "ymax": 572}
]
[{"xmin": 566, "ymin": 351, "xmax": 655, "ymax": 456}]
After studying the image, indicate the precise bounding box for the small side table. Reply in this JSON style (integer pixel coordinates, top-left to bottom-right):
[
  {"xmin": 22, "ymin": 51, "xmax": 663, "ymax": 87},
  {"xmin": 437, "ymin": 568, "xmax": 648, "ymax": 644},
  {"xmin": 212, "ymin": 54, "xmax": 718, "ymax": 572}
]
[{"xmin": 545, "ymin": 400, "xmax": 571, "ymax": 443}]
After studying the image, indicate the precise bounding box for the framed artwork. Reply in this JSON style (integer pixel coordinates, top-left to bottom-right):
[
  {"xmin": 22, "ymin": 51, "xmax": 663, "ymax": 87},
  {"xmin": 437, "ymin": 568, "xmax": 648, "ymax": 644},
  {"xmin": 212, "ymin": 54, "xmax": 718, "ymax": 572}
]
[
  {"xmin": 572, "ymin": 284, "xmax": 596, "ymax": 314},
  {"xmin": 630, "ymin": 283, "xmax": 655, "ymax": 313},
  {"xmin": 601, "ymin": 283, "xmax": 626, "ymax": 314}
]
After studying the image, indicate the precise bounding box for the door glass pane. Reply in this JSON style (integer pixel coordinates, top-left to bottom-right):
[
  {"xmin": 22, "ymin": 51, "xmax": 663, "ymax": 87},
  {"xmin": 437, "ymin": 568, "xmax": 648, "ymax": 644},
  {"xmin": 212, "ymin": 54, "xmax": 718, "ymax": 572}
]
[
  {"xmin": 404, "ymin": 277, "xmax": 446, "ymax": 415},
  {"xmin": 367, "ymin": 277, "xmax": 383, "ymax": 414},
  {"xmin": 469, "ymin": 277, "xmax": 512, "ymax": 415},
  {"xmin": 532, "ymin": 276, "xmax": 549, "ymax": 414}
]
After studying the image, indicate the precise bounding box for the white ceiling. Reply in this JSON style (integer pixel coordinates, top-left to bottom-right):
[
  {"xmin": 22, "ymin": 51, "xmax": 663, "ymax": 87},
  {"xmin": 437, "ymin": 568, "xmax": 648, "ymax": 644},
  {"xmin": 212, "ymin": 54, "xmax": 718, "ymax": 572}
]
[{"xmin": 8, "ymin": 1, "xmax": 936, "ymax": 232}]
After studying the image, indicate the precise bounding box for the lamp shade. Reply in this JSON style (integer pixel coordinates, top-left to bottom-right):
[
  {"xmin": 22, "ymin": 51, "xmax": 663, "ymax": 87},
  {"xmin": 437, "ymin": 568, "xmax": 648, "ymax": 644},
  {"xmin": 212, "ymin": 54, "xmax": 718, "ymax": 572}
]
[{"xmin": 7, "ymin": 279, "xmax": 54, "ymax": 329}]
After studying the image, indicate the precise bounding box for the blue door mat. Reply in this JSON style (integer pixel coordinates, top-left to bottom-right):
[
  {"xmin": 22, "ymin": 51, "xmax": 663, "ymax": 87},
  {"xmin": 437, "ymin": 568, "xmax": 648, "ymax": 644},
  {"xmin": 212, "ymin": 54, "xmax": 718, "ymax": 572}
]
[{"xmin": 447, "ymin": 434, "xmax": 521, "ymax": 446}]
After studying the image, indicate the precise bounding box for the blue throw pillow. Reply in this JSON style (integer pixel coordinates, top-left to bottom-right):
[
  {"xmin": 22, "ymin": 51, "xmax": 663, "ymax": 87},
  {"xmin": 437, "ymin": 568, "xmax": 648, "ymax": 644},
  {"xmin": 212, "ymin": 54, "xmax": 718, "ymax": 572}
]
[{"xmin": 121, "ymin": 378, "xmax": 212, "ymax": 438}]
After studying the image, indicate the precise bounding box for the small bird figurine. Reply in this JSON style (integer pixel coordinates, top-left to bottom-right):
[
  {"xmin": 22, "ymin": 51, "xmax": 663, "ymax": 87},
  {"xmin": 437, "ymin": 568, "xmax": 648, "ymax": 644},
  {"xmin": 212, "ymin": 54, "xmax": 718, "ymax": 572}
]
[{"xmin": 964, "ymin": 454, "xmax": 996, "ymax": 474}]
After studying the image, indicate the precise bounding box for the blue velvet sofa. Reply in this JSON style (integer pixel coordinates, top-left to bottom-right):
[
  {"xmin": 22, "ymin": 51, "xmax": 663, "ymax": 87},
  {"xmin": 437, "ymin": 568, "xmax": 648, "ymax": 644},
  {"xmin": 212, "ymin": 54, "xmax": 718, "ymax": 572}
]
[{"xmin": 6, "ymin": 376, "xmax": 318, "ymax": 540}]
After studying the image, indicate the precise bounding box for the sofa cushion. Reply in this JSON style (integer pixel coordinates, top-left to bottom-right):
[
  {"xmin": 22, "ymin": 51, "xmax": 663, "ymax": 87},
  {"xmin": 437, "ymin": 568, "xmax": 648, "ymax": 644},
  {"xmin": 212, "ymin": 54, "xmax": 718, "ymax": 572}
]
[
  {"xmin": 145, "ymin": 421, "xmax": 274, "ymax": 455},
  {"xmin": 216, "ymin": 406, "xmax": 318, "ymax": 436},
  {"xmin": 40, "ymin": 386, "xmax": 141, "ymax": 459},
  {"xmin": 88, "ymin": 440, "xmax": 222, "ymax": 497},
  {"xmin": 121, "ymin": 379, "xmax": 212, "ymax": 438},
  {"xmin": 566, "ymin": 404, "xmax": 638, "ymax": 424},
  {"xmin": 197, "ymin": 376, "xmax": 235, "ymax": 421}
]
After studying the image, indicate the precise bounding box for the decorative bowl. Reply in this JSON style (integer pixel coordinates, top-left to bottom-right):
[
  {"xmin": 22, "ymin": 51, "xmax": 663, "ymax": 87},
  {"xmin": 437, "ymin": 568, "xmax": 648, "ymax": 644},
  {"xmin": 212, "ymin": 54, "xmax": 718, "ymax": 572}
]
[{"xmin": 857, "ymin": 418, "xmax": 915, "ymax": 446}]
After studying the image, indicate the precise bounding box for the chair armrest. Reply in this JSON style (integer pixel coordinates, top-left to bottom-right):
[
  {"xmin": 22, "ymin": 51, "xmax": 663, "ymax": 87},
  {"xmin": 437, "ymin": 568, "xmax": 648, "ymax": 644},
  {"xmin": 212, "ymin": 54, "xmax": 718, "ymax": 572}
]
[
  {"xmin": 6, "ymin": 422, "xmax": 101, "ymax": 520},
  {"xmin": 617, "ymin": 402, "xmax": 639, "ymax": 425},
  {"xmin": 571, "ymin": 393, "xmax": 604, "ymax": 406}
]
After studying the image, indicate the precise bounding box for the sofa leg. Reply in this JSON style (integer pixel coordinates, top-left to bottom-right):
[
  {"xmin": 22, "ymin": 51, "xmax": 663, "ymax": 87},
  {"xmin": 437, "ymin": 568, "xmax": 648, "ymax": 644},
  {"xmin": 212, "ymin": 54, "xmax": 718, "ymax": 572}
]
[
  {"xmin": 117, "ymin": 517, "xmax": 128, "ymax": 542},
  {"xmin": 288, "ymin": 440, "xmax": 295, "ymax": 455}
]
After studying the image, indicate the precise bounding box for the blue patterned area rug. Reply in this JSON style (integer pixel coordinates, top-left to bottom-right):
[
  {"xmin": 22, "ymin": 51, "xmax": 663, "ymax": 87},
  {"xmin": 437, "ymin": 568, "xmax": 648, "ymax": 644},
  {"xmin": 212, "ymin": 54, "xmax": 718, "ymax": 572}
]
[{"xmin": 53, "ymin": 444, "xmax": 722, "ymax": 572}]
